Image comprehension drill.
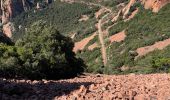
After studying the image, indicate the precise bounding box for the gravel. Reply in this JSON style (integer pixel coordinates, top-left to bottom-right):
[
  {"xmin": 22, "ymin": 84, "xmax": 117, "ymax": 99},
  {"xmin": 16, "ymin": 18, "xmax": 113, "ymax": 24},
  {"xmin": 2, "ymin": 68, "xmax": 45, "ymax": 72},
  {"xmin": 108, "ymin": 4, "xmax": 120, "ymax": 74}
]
[{"xmin": 0, "ymin": 73, "xmax": 170, "ymax": 100}]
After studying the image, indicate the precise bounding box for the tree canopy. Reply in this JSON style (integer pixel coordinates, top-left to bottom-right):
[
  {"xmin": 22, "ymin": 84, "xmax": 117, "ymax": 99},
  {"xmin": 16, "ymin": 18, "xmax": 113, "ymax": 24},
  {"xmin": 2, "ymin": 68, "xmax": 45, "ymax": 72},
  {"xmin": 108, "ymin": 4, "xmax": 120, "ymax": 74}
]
[{"xmin": 0, "ymin": 20, "xmax": 85, "ymax": 80}]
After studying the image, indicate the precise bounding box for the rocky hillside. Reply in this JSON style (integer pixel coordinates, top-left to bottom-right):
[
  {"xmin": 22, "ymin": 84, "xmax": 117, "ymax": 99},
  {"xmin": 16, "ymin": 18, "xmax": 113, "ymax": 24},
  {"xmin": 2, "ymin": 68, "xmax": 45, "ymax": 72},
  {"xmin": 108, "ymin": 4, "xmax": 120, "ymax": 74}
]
[
  {"xmin": 1, "ymin": 73, "xmax": 170, "ymax": 99},
  {"xmin": 0, "ymin": 0, "xmax": 170, "ymax": 99},
  {"xmin": 73, "ymin": 0, "xmax": 170, "ymax": 74},
  {"xmin": 1, "ymin": 0, "xmax": 170, "ymax": 75}
]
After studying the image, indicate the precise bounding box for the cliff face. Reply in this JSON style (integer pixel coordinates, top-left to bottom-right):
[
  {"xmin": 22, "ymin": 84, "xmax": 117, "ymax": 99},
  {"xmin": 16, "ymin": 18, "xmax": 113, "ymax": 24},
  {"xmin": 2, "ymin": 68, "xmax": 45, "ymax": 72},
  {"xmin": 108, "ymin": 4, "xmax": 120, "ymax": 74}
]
[
  {"xmin": 0, "ymin": 0, "xmax": 33, "ymax": 38},
  {"xmin": 141, "ymin": 0, "xmax": 170, "ymax": 12},
  {"xmin": 0, "ymin": 0, "xmax": 51, "ymax": 38},
  {"xmin": 114, "ymin": 0, "xmax": 170, "ymax": 22},
  {"xmin": 0, "ymin": 0, "xmax": 33, "ymax": 24},
  {"xmin": 123, "ymin": 0, "xmax": 170, "ymax": 16}
]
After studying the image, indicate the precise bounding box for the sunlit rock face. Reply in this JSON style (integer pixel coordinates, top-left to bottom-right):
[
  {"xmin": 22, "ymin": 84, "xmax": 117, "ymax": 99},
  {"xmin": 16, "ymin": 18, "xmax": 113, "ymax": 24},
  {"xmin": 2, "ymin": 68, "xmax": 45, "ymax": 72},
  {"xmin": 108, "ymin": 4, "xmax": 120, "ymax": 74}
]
[
  {"xmin": 0, "ymin": 0, "xmax": 51, "ymax": 38},
  {"xmin": 116, "ymin": 0, "xmax": 170, "ymax": 22},
  {"xmin": 141, "ymin": 0, "xmax": 170, "ymax": 12}
]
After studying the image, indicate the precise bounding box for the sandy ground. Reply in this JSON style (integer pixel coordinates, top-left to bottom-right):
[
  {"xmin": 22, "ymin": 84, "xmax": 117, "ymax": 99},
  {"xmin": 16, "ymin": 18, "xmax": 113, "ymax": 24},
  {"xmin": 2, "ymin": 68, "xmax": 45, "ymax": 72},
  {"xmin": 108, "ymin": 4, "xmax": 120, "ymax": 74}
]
[
  {"xmin": 1, "ymin": 73, "xmax": 170, "ymax": 100},
  {"xmin": 88, "ymin": 42, "xmax": 99, "ymax": 51},
  {"xmin": 109, "ymin": 30, "xmax": 126, "ymax": 43},
  {"xmin": 73, "ymin": 33, "xmax": 97, "ymax": 53},
  {"xmin": 136, "ymin": 38, "xmax": 170, "ymax": 59}
]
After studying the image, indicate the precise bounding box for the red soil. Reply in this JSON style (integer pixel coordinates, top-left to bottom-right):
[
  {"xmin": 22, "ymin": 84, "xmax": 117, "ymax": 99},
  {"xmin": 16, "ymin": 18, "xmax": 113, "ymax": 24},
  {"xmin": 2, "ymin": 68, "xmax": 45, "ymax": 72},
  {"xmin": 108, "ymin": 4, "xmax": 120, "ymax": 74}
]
[
  {"xmin": 109, "ymin": 30, "xmax": 126, "ymax": 43},
  {"xmin": 124, "ymin": 8, "xmax": 139, "ymax": 22},
  {"xmin": 88, "ymin": 43, "xmax": 99, "ymax": 51},
  {"xmin": 73, "ymin": 33, "xmax": 97, "ymax": 53},
  {"xmin": 136, "ymin": 38, "xmax": 170, "ymax": 59}
]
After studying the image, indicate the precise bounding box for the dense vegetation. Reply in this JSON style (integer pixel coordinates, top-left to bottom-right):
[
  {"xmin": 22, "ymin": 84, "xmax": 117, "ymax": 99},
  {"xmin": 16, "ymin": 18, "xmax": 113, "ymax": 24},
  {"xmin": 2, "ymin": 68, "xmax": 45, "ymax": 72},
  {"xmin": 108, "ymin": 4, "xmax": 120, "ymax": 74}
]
[
  {"xmin": 12, "ymin": 0, "xmax": 98, "ymax": 41},
  {"xmin": 79, "ymin": 0, "xmax": 128, "ymax": 8},
  {"xmin": 0, "ymin": 21, "xmax": 85, "ymax": 80},
  {"xmin": 76, "ymin": 2, "xmax": 170, "ymax": 74},
  {"xmin": 1, "ymin": 0, "xmax": 170, "ymax": 78},
  {"xmin": 106, "ymin": 4, "xmax": 170, "ymax": 74},
  {"xmin": 135, "ymin": 46, "xmax": 170, "ymax": 73}
]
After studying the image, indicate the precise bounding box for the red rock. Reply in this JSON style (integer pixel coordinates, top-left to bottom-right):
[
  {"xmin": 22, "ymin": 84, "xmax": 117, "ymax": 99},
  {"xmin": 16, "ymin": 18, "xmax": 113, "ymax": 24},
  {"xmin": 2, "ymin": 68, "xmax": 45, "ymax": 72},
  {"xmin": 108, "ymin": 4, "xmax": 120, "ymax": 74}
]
[{"xmin": 1, "ymin": 73, "xmax": 170, "ymax": 99}]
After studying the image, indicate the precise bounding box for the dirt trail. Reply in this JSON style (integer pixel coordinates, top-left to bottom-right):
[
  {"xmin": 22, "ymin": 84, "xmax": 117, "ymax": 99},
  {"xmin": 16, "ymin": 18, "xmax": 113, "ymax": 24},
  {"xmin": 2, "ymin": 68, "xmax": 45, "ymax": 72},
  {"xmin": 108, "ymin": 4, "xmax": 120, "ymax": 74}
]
[
  {"xmin": 98, "ymin": 19, "xmax": 107, "ymax": 66},
  {"xmin": 1, "ymin": 73, "xmax": 170, "ymax": 100},
  {"xmin": 78, "ymin": 0, "xmax": 112, "ymax": 12},
  {"xmin": 64, "ymin": 0, "xmax": 113, "ymax": 66},
  {"xmin": 64, "ymin": 0, "xmax": 114, "ymax": 66},
  {"xmin": 135, "ymin": 38, "xmax": 170, "ymax": 59},
  {"xmin": 97, "ymin": 12, "xmax": 111, "ymax": 66}
]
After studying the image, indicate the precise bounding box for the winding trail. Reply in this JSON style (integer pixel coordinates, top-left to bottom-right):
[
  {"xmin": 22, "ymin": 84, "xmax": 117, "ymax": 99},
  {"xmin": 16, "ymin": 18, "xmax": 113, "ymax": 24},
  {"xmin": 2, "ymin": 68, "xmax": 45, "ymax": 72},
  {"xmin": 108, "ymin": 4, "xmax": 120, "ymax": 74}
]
[
  {"xmin": 84, "ymin": 1, "xmax": 112, "ymax": 66},
  {"xmin": 76, "ymin": 0, "xmax": 112, "ymax": 12},
  {"xmin": 97, "ymin": 13, "xmax": 110, "ymax": 66},
  {"xmin": 98, "ymin": 19, "xmax": 107, "ymax": 66},
  {"xmin": 63, "ymin": 0, "xmax": 113, "ymax": 66}
]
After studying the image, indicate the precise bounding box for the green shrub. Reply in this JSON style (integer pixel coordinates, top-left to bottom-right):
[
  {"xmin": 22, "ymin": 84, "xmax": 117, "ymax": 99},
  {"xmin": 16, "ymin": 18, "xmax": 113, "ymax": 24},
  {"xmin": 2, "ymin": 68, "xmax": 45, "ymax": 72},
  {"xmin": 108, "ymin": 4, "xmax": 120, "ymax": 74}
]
[
  {"xmin": 0, "ymin": 21, "xmax": 85, "ymax": 80},
  {"xmin": 152, "ymin": 57, "xmax": 170, "ymax": 72}
]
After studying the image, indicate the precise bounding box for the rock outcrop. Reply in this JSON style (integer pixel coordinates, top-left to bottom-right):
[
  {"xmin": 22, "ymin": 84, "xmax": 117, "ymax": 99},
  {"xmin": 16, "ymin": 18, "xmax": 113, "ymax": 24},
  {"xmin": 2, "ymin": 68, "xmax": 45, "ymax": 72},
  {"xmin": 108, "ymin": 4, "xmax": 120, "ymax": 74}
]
[
  {"xmin": 141, "ymin": 0, "xmax": 170, "ymax": 12},
  {"xmin": 0, "ymin": 0, "xmax": 33, "ymax": 24},
  {"xmin": 0, "ymin": 0, "xmax": 33, "ymax": 38},
  {"xmin": 0, "ymin": 0, "xmax": 52, "ymax": 38},
  {"xmin": 112, "ymin": 0, "xmax": 170, "ymax": 22}
]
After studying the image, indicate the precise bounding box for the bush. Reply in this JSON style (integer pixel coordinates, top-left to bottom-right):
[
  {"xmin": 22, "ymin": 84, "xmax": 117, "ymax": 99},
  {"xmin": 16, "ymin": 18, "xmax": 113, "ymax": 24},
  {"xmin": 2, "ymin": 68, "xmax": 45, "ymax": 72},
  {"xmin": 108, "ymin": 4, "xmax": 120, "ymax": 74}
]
[
  {"xmin": 152, "ymin": 57, "xmax": 170, "ymax": 73},
  {"xmin": 0, "ymin": 21, "xmax": 85, "ymax": 80}
]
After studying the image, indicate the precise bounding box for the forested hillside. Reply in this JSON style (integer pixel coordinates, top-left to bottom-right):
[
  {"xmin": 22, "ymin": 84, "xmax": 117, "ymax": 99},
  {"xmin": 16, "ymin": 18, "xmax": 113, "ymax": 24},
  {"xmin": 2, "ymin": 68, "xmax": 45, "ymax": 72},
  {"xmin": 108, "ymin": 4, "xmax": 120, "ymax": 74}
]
[
  {"xmin": 0, "ymin": 0, "xmax": 169, "ymax": 78},
  {"xmin": 12, "ymin": 0, "xmax": 99, "ymax": 41},
  {"xmin": 0, "ymin": 0, "xmax": 170, "ymax": 99}
]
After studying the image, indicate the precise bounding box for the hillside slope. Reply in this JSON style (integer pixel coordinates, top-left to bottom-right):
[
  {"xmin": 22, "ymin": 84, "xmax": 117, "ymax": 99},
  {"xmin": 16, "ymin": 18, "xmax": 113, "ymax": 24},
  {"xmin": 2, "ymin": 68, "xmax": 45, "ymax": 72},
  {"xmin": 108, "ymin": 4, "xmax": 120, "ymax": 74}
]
[
  {"xmin": 0, "ymin": 1, "xmax": 170, "ymax": 99},
  {"xmin": 3, "ymin": 0, "xmax": 170, "ymax": 75},
  {"xmin": 76, "ymin": 0, "xmax": 170, "ymax": 74}
]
